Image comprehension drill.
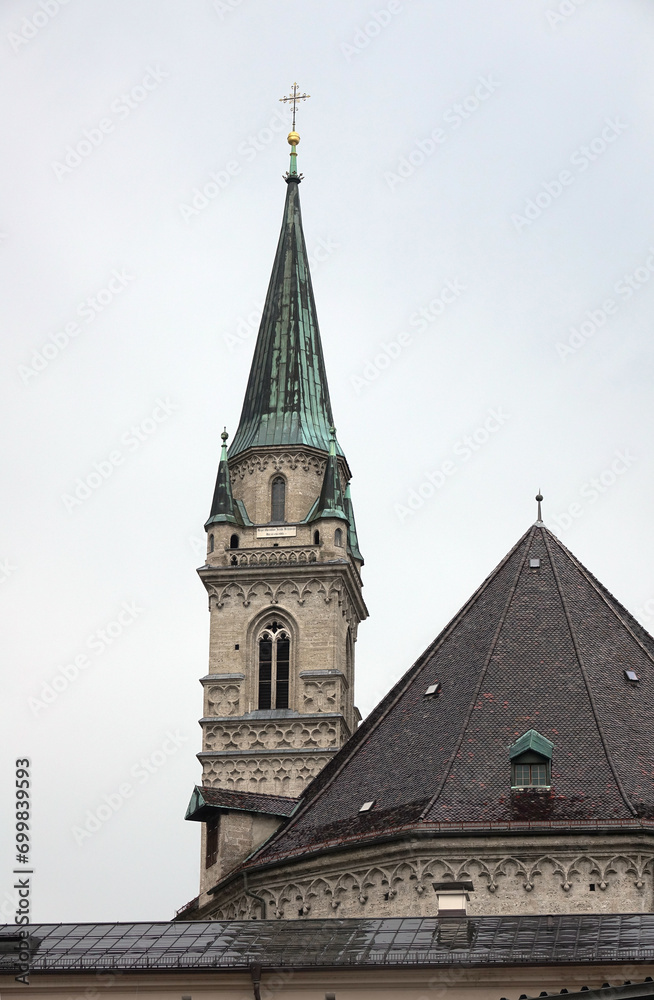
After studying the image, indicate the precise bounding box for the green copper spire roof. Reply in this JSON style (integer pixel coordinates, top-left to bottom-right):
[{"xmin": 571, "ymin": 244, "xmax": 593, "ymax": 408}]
[
  {"xmin": 344, "ymin": 483, "xmax": 364, "ymax": 564},
  {"xmin": 312, "ymin": 428, "xmax": 348, "ymax": 523},
  {"xmin": 206, "ymin": 430, "xmax": 240, "ymax": 528},
  {"xmin": 228, "ymin": 165, "xmax": 341, "ymax": 459}
]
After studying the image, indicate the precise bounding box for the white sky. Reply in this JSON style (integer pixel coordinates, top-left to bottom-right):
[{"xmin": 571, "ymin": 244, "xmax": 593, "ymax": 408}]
[{"xmin": 1, "ymin": 0, "xmax": 653, "ymax": 923}]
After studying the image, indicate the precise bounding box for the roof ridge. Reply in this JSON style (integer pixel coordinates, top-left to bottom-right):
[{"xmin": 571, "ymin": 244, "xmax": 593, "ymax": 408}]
[
  {"xmin": 419, "ymin": 525, "xmax": 535, "ymax": 820},
  {"xmin": 244, "ymin": 524, "xmax": 537, "ymax": 865},
  {"xmin": 545, "ymin": 527, "xmax": 654, "ymax": 669},
  {"xmin": 542, "ymin": 528, "xmax": 638, "ymax": 818}
]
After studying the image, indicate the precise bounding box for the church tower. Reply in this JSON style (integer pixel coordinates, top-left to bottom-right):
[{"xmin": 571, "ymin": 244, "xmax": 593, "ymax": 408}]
[{"xmin": 183, "ymin": 111, "xmax": 368, "ymax": 908}]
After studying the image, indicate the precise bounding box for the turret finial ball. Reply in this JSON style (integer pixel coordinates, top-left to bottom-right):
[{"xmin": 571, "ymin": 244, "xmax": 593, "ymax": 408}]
[{"xmin": 287, "ymin": 131, "xmax": 300, "ymax": 146}]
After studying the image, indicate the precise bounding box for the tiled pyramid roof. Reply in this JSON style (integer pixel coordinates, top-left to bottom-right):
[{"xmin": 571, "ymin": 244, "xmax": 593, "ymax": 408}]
[{"xmin": 243, "ymin": 524, "xmax": 654, "ymax": 868}]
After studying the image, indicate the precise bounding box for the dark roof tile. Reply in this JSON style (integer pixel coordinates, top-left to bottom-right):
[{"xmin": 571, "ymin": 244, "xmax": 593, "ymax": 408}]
[{"xmin": 240, "ymin": 525, "xmax": 654, "ymax": 868}]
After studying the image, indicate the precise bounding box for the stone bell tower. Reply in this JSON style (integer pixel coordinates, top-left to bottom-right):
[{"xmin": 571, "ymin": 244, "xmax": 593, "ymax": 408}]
[{"xmin": 181, "ymin": 120, "xmax": 368, "ymax": 911}]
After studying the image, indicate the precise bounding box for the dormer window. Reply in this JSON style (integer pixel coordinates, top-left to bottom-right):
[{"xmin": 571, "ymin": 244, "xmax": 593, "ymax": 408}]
[
  {"xmin": 510, "ymin": 729, "xmax": 553, "ymax": 789},
  {"xmin": 271, "ymin": 477, "xmax": 285, "ymax": 523},
  {"xmin": 513, "ymin": 762, "xmax": 548, "ymax": 787}
]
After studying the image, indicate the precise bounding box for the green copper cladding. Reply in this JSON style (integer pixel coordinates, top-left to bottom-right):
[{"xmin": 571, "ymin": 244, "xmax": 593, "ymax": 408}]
[
  {"xmin": 509, "ymin": 729, "xmax": 554, "ymax": 760},
  {"xmin": 312, "ymin": 428, "xmax": 348, "ymax": 523},
  {"xmin": 228, "ymin": 175, "xmax": 342, "ymax": 459},
  {"xmin": 344, "ymin": 484, "xmax": 364, "ymax": 563},
  {"xmin": 206, "ymin": 431, "xmax": 240, "ymax": 528}
]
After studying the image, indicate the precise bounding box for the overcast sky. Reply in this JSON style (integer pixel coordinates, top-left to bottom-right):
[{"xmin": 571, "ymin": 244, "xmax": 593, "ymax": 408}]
[{"xmin": 2, "ymin": 0, "xmax": 654, "ymax": 924}]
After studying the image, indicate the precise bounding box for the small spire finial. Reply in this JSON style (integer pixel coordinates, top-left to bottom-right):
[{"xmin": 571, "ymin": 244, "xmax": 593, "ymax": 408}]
[
  {"xmin": 279, "ymin": 82, "xmax": 310, "ymax": 176},
  {"xmin": 220, "ymin": 427, "xmax": 229, "ymax": 459},
  {"xmin": 536, "ymin": 490, "xmax": 543, "ymax": 523}
]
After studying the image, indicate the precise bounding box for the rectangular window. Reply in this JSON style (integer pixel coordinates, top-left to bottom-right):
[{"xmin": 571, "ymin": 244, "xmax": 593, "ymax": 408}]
[
  {"xmin": 531, "ymin": 763, "xmax": 548, "ymax": 785},
  {"xmin": 514, "ymin": 764, "xmax": 531, "ymax": 786},
  {"xmin": 205, "ymin": 816, "xmax": 220, "ymax": 868},
  {"xmin": 512, "ymin": 762, "xmax": 549, "ymax": 787}
]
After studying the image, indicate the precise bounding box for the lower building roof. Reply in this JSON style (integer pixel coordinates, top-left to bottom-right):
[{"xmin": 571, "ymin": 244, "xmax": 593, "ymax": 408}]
[{"xmin": 2, "ymin": 914, "xmax": 654, "ymax": 973}]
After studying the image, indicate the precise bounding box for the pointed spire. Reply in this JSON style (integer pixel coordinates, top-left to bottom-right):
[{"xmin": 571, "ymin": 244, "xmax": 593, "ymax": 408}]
[
  {"xmin": 312, "ymin": 427, "xmax": 348, "ymax": 523},
  {"xmin": 228, "ymin": 135, "xmax": 341, "ymax": 460},
  {"xmin": 536, "ymin": 490, "xmax": 544, "ymax": 524},
  {"xmin": 344, "ymin": 484, "xmax": 364, "ymax": 564},
  {"xmin": 206, "ymin": 429, "xmax": 239, "ymax": 528}
]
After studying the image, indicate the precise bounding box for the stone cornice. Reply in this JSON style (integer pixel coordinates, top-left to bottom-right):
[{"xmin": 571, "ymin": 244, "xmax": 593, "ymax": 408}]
[{"xmin": 198, "ymin": 564, "xmax": 368, "ymax": 624}]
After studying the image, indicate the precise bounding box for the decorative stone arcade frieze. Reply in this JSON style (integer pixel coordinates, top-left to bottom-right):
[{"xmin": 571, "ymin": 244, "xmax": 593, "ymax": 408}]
[{"xmin": 203, "ymin": 836, "xmax": 654, "ymax": 920}]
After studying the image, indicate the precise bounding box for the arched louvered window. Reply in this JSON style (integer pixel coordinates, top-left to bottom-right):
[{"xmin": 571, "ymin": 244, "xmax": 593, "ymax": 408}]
[
  {"xmin": 208, "ymin": 534, "xmax": 214, "ymax": 553},
  {"xmin": 271, "ymin": 477, "xmax": 285, "ymax": 522},
  {"xmin": 334, "ymin": 528, "xmax": 343, "ymax": 546},
  {"xmin": 258, "ymin": 620, "xmax": 290, "ymax": 710},
  {"xmin": 230, "ymin": 534, "xmax": 239, "ymax": 549}
]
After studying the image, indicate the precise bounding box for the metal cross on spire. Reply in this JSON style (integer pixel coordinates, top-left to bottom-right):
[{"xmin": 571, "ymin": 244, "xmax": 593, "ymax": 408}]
[{"xmin": 279, "ymin": 82, "xmax": 310, "ymax": 132}]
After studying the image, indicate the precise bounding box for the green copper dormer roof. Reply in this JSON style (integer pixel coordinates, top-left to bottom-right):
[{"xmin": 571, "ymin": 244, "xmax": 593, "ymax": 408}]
[
  {"xmin": 312, "ymin": 428, "xmax": 348, "ymax": 523},
  {"xmin": 228, "ymin": 175, "xmax": 342, "ymax": 459},
  {"xmin": 509, "ymin": 729, "xmax": 554, "ymax": 760},
  {"xmin": 206, "ymin": 430, "xmax": 241, "ymax": 528},
  {"xmin": 344, "ymin": 484, "xmax": 364, "ymax": 564}
]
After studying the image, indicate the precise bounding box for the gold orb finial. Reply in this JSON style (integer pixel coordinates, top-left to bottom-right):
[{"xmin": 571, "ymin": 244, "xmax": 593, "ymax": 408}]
[{"xmin": 287, "ymin": 131, "xmax": 300, "ymax": 146}]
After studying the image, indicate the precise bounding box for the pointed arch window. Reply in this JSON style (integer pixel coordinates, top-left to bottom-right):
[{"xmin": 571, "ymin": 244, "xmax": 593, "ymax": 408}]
[
  {"xmin": 258, "ymin": 620, "xmax": 290, "ymax": 710},
  {"xmin": 271, "ymin": 477, "xmax": 285, "ymax": 523}
]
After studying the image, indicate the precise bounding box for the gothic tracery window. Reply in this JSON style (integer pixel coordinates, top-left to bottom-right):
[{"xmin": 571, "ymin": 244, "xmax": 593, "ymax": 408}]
[{"xmin": 258, "ymin": 620, "xmax": 290, "ymax": 710}]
